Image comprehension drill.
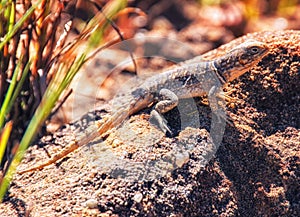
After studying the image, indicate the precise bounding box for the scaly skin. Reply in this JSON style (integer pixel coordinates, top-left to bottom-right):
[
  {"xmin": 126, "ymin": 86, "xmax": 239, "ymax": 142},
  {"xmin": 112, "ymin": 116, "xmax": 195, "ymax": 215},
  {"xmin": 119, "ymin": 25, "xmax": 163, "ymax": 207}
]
[{"xmin": 18, "ymin": 40, "xmax": 269, "ymax": 174}]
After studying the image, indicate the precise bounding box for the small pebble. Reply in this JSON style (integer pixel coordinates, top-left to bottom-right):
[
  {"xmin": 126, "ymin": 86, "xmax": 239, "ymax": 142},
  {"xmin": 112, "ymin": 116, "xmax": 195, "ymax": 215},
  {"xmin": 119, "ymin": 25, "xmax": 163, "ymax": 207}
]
[
  {"xmin": 84, "ymin": 198, "xmax": 98, "ymax": 209},
  {"xmin": 175, "ymin": 151, "xmax": 190, "ymax": 168},
  {"xmin": 133, "ymin": 192, "xmax": 143, "ymax": 203}
]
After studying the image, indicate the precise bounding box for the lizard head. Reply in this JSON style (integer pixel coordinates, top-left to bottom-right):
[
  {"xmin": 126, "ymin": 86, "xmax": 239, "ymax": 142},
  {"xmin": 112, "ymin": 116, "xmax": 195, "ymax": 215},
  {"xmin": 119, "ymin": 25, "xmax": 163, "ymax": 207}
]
[
  {"xmin": 237, "ymin": 40, "xmax": 269, "ymax": 66},
  {"xmin": 214, "ymin": 40, "xmax": 270, "ymax": 82}
]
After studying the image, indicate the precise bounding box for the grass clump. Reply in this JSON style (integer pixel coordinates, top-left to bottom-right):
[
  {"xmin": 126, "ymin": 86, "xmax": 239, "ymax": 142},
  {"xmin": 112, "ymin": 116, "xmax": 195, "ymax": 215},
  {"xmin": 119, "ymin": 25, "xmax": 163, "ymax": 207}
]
[{"xmin": 0, "ymin": 0, "xmax": 128, "ymax": 201}]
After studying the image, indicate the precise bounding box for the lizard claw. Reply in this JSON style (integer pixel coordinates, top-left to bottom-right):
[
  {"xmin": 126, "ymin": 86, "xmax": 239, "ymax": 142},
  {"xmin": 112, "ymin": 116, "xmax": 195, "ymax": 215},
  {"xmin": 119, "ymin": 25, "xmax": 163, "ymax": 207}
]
[
  {"xmin": 213, "ymin": 109, "xmax": 234, "ymax": 127},
  {"xmin": 149, "ymin": 110, "xmax": 172, "ymax": 135}
]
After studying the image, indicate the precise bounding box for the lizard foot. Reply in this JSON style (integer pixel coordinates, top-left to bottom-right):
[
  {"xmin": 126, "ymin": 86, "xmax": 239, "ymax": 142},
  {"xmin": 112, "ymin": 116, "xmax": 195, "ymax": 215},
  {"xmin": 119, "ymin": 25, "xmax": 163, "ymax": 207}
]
[{"xmin": 149, "ymin": 110, "xmax": 172, "ymax": 135}]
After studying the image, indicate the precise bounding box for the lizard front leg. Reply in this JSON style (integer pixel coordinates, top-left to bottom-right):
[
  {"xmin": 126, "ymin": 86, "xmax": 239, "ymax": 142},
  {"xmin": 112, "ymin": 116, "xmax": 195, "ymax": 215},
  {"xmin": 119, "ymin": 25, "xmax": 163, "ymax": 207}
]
[
  {"xmin": 149, "ymin": 88, "xmax": 179, "ymax": 134},
  {"xmin": 208, "ymin": 85, "xmax": 229, "ymax": 124}
]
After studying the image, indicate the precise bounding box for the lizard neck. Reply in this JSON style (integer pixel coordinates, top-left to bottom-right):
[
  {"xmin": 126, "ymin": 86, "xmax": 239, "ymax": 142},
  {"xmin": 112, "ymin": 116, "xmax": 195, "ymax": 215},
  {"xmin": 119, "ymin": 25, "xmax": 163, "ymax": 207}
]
[
  {"xmin": 212, "ymin": 53, "xmax": 247, "ymax": 83},
  {"xmin": 210, "ymin": 61, "xmax": 227, "ymax": 85},
  {"xmin": 212, "ymin": 47, "xmax": 261, "ymax": 82}
]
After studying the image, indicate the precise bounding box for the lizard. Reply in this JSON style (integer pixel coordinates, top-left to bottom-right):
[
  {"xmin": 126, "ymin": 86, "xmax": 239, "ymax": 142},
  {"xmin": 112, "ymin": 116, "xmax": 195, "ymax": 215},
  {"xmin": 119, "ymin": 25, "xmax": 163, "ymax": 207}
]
[{"xmin": 18, "ymin": 40, "xmax": 270, "ymax": 174}]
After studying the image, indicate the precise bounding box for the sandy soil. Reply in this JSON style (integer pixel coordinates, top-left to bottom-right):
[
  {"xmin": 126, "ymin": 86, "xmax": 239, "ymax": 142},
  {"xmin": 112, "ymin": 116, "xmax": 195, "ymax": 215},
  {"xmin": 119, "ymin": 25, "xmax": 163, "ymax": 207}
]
[{"xmin": 0, "ymin": 30, "xmax": 299, "ymax": 217}]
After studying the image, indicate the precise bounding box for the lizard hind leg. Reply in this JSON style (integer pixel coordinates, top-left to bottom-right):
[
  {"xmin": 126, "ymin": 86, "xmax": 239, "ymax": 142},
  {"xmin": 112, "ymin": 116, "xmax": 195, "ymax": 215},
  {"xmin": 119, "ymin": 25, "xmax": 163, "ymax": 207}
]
[{"xmin": 149, "ymin": 88, "xmax": 179, "ymax": 134}]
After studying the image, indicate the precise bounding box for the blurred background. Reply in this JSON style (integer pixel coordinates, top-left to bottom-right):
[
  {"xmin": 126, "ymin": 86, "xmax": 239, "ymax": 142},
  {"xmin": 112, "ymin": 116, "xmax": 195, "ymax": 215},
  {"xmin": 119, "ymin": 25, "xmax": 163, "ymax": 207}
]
[
  {"xmin": 69, "ymin": 0, "xmax": 300, "ymax": 50},
  {"xmin": 60, "ymin": 0, "xmax": 300, "ymax": 124}
]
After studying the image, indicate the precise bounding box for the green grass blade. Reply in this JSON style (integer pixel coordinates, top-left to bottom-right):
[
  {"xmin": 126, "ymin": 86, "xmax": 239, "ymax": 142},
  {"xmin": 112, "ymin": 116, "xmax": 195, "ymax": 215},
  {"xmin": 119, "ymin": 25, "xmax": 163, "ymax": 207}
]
[
  {"xmin": 0, "ymin": 121, "xmax": 12, "ymax": 165},
  {"xmin": 0, "ymin": 58, "xmax": 22, "ymax": 129},
  {"xmin": 7, "ymin": 0, "xmax": 15, "ymax": 33}
]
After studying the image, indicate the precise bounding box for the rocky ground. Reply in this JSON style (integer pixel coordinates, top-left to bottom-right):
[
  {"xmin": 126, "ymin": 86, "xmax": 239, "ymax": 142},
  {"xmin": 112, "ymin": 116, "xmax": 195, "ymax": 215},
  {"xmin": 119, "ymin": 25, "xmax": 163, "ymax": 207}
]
[{"xmin": 0, "ymin": 30, "xmax": 298, "ymax": 217}]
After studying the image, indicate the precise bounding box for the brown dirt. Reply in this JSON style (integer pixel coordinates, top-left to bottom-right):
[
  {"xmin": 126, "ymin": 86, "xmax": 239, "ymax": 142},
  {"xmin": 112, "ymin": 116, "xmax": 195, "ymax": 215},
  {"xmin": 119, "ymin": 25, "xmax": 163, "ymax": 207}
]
[{"xmin": 0, "ymin": 30, "xmax": 299, "ymax": 217}]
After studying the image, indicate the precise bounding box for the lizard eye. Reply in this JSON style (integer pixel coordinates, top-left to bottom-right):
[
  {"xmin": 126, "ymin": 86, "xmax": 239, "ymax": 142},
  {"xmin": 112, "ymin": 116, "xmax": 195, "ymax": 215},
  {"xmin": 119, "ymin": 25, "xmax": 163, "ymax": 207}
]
[{"xmin": 250, "ymin": 46, "xmax": 260, "ymax": 54}]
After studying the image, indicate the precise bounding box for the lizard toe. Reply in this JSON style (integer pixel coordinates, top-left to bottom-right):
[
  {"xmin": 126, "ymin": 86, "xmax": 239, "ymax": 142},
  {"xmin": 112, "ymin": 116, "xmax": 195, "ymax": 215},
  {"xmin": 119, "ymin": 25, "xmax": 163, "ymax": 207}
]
[{"xmin": 149, "ymin": 110, "xmax": 172, "ymax": 134}]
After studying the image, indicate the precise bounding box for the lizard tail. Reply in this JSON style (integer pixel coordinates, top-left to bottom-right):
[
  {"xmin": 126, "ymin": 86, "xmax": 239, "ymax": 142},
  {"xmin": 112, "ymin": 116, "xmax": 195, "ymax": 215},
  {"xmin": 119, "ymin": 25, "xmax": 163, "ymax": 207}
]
[
  {"xmin": 18, "ymin": 141, "xmax": 80, "ymax": 174},
  {"xmin": 18, "ymin": 95, "xmax": 153, "ymax": 174}
]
